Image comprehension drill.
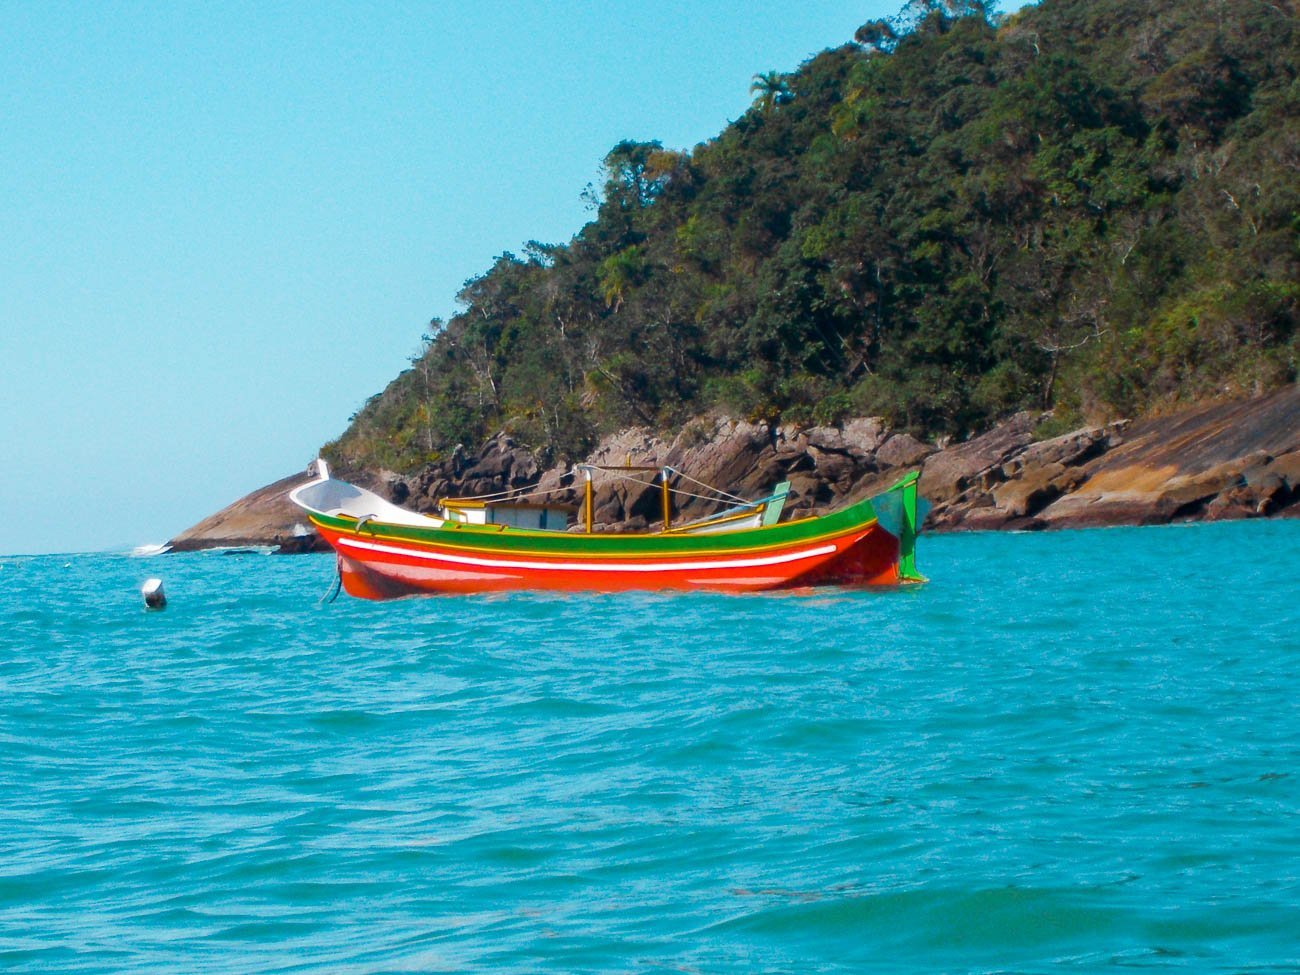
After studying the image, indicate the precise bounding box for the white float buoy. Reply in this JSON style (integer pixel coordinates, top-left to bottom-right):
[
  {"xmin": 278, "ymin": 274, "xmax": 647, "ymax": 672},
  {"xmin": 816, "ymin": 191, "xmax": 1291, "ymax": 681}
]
[{"xmin": 142, "ymin": 578, "xmax": 166, "ymax": 610}]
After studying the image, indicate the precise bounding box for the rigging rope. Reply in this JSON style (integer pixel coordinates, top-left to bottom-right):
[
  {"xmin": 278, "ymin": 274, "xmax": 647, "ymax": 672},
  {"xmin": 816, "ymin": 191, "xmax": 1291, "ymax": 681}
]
[
  {"xmin": 434, "ymin": 463, "xmax": 757, "ymax": 510},
  {"xmin": 662, "ymin": 466, "xmax": 750, "ymax": 505},
  {"xmin": 573, "ymin": 466, "xmax": 753, "ymax": 507}
]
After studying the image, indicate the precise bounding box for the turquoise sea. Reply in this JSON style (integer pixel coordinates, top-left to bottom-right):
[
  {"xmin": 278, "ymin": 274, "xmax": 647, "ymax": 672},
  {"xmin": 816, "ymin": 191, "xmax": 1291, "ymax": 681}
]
[{"xmin": 2, "ymin": 521, "xmax": 1298, "ymax": 973}]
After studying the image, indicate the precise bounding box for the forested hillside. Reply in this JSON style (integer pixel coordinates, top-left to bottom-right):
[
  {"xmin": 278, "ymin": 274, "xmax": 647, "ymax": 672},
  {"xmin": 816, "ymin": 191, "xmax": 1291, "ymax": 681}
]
[{"xmin": 326, "ymin": 0, "xmax": 1299, "ymax": 474}]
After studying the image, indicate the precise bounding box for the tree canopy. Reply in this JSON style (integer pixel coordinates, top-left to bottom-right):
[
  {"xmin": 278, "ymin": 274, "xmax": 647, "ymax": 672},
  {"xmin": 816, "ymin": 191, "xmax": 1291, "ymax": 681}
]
[{"xmin": 326, "ymin": 0, "xmax": 1299, "ymax": 473}]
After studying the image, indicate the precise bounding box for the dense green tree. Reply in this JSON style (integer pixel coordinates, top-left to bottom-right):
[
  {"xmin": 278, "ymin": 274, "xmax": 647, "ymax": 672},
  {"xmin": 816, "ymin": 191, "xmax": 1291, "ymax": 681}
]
[{"xmin": 325, "ymin": 0, "xmax": 1298, "ymax": 474}]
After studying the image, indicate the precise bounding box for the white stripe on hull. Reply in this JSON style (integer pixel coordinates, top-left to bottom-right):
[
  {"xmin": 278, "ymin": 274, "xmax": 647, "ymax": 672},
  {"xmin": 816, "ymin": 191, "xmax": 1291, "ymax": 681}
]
[{"xmin": 337, "ymin": 536, "xmax": 840, "ymax": 574}]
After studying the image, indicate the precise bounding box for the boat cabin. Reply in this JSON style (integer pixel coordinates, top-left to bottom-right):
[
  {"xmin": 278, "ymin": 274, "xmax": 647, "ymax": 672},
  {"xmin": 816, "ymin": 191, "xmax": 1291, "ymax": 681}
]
[{"xmin": 439, "ymin": 499, "xmax": 575, "ymax": 531}]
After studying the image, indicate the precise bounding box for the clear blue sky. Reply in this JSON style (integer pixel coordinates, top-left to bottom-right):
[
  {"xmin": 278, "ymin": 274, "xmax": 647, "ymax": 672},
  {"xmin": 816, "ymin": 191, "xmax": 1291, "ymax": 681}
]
[{"xmin": 1, "ymin": 0, "xmax": 1029, "ymax": 556}]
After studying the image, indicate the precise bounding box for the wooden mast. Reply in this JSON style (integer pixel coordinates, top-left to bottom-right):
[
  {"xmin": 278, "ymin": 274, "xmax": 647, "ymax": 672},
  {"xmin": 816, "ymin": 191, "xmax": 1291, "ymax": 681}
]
[
  {"xmin": 660, "ymin": 467, "xmax": 672, "ymax": 531},
  {"xmin": 583, "ymin": 466, "xmax": 594, "ymax": 533}
]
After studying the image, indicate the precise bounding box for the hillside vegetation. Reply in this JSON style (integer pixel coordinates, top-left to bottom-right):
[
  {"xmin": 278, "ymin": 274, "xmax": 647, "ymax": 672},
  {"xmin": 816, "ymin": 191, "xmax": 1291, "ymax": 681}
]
[{"xmin": 326, "ymin": 0, "xmax": 1299, "ymax": 474}]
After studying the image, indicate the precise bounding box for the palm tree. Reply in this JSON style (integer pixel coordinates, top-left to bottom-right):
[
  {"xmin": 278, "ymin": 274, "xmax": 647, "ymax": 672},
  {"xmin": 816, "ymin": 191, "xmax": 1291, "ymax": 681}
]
[
  {"xmin": 598, "ymin": 246, "xmax": 643, "ymax": 312},
  {"xmin": 750, "ymin": 71, "xmax": 790, "ymax": 113}
]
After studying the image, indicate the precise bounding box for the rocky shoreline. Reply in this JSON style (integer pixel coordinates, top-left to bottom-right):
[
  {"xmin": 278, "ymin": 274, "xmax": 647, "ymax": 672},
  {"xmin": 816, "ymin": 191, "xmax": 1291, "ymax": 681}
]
[{"xmin": 167, "ymin": 386, "xmax": 1300, "ymax": 552}]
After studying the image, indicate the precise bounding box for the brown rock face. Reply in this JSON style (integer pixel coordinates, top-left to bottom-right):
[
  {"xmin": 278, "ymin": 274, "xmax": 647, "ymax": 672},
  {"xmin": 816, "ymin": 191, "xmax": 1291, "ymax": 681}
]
[{"xmin": 1037, "ymin": 388, "xmax": 1300, "ymax": 528}]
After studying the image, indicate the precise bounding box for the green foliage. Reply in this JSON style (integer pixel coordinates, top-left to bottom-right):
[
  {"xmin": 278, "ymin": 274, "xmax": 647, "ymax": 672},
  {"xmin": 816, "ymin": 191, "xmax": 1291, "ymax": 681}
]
[{"xmin": 331, "ymin": 0, "xmax": 1299, "ymax": 474}]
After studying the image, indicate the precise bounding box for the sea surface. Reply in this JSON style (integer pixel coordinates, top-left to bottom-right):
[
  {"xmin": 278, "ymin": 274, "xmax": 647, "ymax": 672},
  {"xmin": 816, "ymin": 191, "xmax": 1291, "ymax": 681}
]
[{"xmin": 2, "ymin": 521, "xmax": 1298, "ymax": 973}]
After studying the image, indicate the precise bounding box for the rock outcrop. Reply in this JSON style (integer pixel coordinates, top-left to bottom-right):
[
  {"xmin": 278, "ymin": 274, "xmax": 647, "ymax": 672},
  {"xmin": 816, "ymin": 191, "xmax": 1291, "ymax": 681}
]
[
  {"xmin": 167, "ymin": 470, "xmax": 331, "ymax": 553},
  {"xmin": 912, "ymin": 387, "xmax": 1300, "ymax": 530},
  {"xmin": 167, "ymin": 386, "xmax": 1300, "ymax": 551},
  {"xmin": 1033, "ymin": 390, "xmax": 1300, "ymax": 528}
]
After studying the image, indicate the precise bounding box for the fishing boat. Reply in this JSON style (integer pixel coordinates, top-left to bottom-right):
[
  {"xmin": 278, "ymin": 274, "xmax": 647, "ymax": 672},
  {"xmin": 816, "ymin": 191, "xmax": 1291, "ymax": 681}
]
[{"xmin": 288, "ymin": 460, "xmax": 926, "ymax": 598}]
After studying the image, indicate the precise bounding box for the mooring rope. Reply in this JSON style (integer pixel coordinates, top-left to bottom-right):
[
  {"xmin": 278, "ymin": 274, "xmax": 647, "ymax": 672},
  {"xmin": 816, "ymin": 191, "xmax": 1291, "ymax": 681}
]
[{"xmin": 319, "ymin": 556, "xmax": 342, "ymax": 605}]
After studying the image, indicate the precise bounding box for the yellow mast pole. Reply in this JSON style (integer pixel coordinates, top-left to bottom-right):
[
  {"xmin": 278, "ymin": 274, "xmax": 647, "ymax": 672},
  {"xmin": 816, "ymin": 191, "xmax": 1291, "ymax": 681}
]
[
  {"xmin": 660, "ymin": 467, "xmax": 672, "ymax": 532},
  {"xmin": 583, "ymin": 466, "xmax": 594, "ymax": 534}
]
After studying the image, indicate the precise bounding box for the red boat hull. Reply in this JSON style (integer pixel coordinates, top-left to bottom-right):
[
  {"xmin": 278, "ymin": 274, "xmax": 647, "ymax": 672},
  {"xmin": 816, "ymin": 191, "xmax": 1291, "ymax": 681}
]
[{"xmin": 317, "ymin": 522, "xmax": 905, "ymax": 598}]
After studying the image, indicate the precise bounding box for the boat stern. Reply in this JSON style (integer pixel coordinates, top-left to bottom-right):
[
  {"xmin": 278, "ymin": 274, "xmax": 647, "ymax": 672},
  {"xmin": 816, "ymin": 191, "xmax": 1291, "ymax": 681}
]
[{"xmin": 869, "ymin": 471, "xmax": 928, "ymax": 583}]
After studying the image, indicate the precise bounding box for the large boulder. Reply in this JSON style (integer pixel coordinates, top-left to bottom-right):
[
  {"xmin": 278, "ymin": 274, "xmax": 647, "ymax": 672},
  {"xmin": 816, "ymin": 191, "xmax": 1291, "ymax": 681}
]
[
  {"xmin": 1005, "ymin": 424, "xmax": 1118, "ymax": 475},
  {"xmin": 662, "ymin": 419, "xmax": 774, "ymax": 520},
  {"xmin": 919, "ymin": 412, "xmax": 1038, "ymax": 504},
  {"xmin": 459, "ymin": 432, "xmax": 540, "ymax": 488},
  {"xmin": 990, "ymin": 461, "xmax": 1088, "ymax": 519},
  {"xmin": 842, "ymin": 417, "xmax": 891, "ymax": 455},
  {"xmin": 875, "ymin": 433, "xmax": 935, "ymax": 470},
  {"xmin": 1266, "ymin": 450, "xmax": 1300, "ymax": 497}
]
